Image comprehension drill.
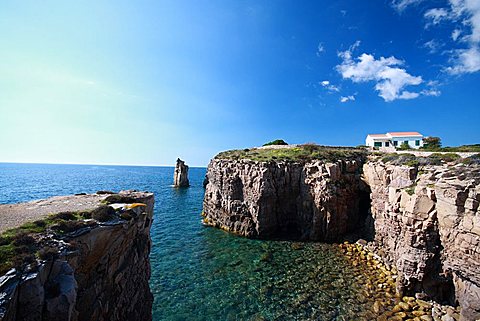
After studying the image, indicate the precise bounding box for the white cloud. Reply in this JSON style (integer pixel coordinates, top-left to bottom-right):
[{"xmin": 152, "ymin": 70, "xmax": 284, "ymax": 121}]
[
  {"xmin": 424, "ymin": 8, "xmax": 450, "ymax": 25},
  {"xmin": 446, "ymin": 46, "xmax": 480, "ymax": 73},
  {"xmin": 452, "ymin": 29, "xmax": 462, "ymax": 41},
  {"xmin": 391, "ymin": 0, "xmax": 424, "ymax": 13},
  {"xmin": 320, "ymin": 80, "xmax": 340, "ymax": 92},
  {"xmin": 317, "ymin": 42, "xmax": 325, "ymax": 56},
  {"xmin": 424, "ymin": 0, "xmax": 480, "ymax": 74},
  {"xmin": 421, "ymin": 89, "xmax": 442, "ymax": 96},
  {"xmin": 338, "ymin": 41, "xmax": 361, "ymax": 61},
  {"xmin": 423, "ymin": 39, "xmax": 443, "ymax": 53},
  {"xmin": 336, "ymin": 47, "xmax": 423, "ymax": 102},
  {"xmin": 340, "ymin": 95, "xmax": 355, "ymax": 103}
]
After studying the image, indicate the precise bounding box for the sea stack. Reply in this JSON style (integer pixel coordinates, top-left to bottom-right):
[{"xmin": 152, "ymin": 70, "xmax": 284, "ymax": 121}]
[{"xmin": 174, "ymin": 158, "xmax": 190, "ymax": 187}]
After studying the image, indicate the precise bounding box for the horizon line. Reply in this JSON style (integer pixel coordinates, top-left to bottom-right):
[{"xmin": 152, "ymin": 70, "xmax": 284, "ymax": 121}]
[{"xmin": 0, "ymin": 161, "xmax": 208, "ymax": 168}]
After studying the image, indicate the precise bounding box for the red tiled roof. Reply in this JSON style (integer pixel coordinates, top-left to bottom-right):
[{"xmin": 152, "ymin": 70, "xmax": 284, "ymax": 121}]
[{"xmin": 387, "ymin": 132, "xmax": 423, "ymax": 137}]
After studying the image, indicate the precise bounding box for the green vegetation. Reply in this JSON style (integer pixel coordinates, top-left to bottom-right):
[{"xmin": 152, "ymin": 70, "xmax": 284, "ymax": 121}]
[
  {"xmin": 0, "ymin": 204, "xmax": 125, "ymax": 275},
  {"xmin": 422, "ymin": 136, "xmax": 442, "ymax": 150},
  {"xmin": 427, "ymin": 153, "xmax": 460, "ymax": 163},
  {"xmin": 405, "ymin": 159, "xmax": 419, "ymax": 167},
  {"xmin": 437, "ymin": 144, "xmax": 480, "ymax": 152},
  {"xmin": 398, "ymin": 142, "xmax": 411, "ymax": 150},
  {"xmin": 262, "ymin": 139, "xmax": 288, "ymax": 146},
  {"xmin": 405, "ymin": 186, "xmax": 416, "ymax": 196},
  {"xmin": 91, "ymin": 205, "xmax": 116, "ymax": 222},
  {"xmin": 216, "ymin": 144, "xmax": 366, "ymax": 163},
  {"xmin": 420, "ymin": 138, "xmax": 480, "ymax": 152},
  {"xmin": 381, "ymin": 153, "xmax": 417, "ymax": 165},
  {"xmin": 461, "ymin": 153, "xmax": 480, "ymax": 165},
  {"xmin": 103, "ymin": 194, "xmax": 136, "ymax": 204},
  {"xmin": 380, "ymin": 152, "xmax": 465, "ymax": 166},
  {"xmin": 0, "ymin": 212, "xmax": 87, "ymax": 274}
]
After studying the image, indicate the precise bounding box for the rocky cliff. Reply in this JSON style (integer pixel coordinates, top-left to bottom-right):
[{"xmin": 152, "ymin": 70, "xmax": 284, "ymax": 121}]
[
  {"xmin": 203, "ymin": 156, "xmax": 369, "ymax": 241},
  {"xmin": 0, "ymin": 190, "xmax": 154, "ymax": 321},
  {"xmin": 364, "ymin": 160, "xmax": 480, "ymax": 320},
  {"xmin": 203, "ymin": 149, "xmax": 480, "ymax": 320}
]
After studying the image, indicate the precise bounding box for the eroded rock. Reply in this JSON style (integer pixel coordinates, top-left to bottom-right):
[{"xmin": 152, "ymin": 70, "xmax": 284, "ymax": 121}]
[
  {"xmin": 0, "ymin": 191, "xmax": 154, "ymax": 321},
  {"xmin": 174, "ymin": 158, "xmax": 190, "ymax": 187},
  {"xmin": 203, "ymin": 157, "xmax": 369, "ymax": 241}
]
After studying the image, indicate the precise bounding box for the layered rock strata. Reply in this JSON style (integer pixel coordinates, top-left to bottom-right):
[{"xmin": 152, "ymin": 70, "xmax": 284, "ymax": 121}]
[
  {"xmin": 0, "ymin": 191, "xmax": 154, "ymax": 321},
  {"xmin": 203, "ymin": 158, "xmax": 369, "ymax": 241},
  {"xmin": 174, "ymin": 158, "xmax": 190, "ymax": 187},
  {"xmin": 364, "ymin": 161, "xmax": 480, "ymax": 320}
]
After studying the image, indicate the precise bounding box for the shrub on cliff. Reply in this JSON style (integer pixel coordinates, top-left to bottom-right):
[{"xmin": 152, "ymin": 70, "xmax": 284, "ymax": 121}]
[
  {"xmin": 461, "ymin": 154, "xmax": 480, "ymax": 165},
  {"xmin": 51, "ymin": 220, "xmax": 96, "ymax": 233},
  {"xmin": 263, "ymin": 139, "xmax": 288, "ymax": 146},
  {"xmin": 91, "ymin": 205, "xmax": 116, "ymax": 222},
  {"xmin": 104, "ymin": 194, "xmax": 136, "ymax": 204},
  {"xmin": 51, "ymin": 211, "xmax": 78, "ymax": 221},
  {"xmin": 381, "ymin": 153, "xmax": 417, "ymax": 165}
]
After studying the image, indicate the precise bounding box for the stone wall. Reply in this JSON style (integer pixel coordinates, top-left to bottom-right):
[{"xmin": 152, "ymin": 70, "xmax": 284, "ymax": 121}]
[{"xmin": 0, "ymin": 191, "xmax": 154, "ymax": 321}]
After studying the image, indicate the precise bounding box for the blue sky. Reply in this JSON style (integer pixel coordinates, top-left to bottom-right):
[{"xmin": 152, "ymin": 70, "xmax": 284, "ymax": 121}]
[{"xmin": 0, "ymin": 0, "xmax": 479, "ymax": 166}]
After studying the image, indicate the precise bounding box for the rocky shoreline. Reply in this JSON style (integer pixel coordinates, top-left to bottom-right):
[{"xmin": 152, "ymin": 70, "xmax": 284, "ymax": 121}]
[{"xmin": 203, "ymin": 150, "xmax": 480, "ymax": 320}]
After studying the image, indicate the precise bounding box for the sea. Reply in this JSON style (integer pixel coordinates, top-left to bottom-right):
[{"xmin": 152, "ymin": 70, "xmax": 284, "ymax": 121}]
[{"xmin": 0, "ymin": 163, "xmax": 376, "ymax": 321}]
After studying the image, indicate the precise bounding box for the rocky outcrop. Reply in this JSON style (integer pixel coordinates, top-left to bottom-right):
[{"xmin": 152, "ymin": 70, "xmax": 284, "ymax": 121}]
[
  {"xmin": 204, "ymin": 154, "xmax": 480, "ymax": 320},
  {"xmin": 0, "ymin": 191, "xmax": 154, "ymax": 321},
  {"xmin": 203, "ymin": 157, "xmax": 369, "ymax": 241},
  {"xmin": 364, "ymin": 161, "xmax": 480, "ymax": 320},
  {"xmin": 174, "ymin": 158, "xmax": 189, "ymax": 187}
]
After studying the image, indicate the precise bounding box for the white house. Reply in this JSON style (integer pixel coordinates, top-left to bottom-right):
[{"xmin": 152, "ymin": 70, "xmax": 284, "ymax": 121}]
[{"xmin": 365, "ymin": 132, "xmax": 424, "ymax": 149}]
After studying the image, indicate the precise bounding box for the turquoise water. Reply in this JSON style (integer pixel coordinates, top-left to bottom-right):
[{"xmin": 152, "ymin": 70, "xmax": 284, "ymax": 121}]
[{"xmin": 0, "ymin": 163, "xmax": 375, "ymax": 321}]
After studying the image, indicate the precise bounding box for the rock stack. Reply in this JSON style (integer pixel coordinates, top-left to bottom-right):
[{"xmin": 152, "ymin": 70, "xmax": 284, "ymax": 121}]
[{"xmin": 174, "ymin": 158, "xmax": 190, "ymax": 187}]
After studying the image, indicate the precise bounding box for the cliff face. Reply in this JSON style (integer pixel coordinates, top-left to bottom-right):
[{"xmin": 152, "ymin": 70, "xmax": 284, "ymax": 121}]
[
  {"xmin": 0, "ymin": 191, "xmax": 154, "ymax": 321},
  {"xmin": 203, "ymin": 155, "xmax": 480, "ymax": 320},
  {"xmin": 364, "ymin": 161, "xmax": 480, "ymax": 320},
  {"xmin": 203, "ymin": 158, "xmax": 369, "ymax": 241}
]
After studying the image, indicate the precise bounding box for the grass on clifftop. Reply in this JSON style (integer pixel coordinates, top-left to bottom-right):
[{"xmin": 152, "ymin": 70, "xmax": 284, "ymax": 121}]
[
  {"xmin": 0, "ymin": 211, "xmax": 96, "ymax": 275},
  {"xmin": 380, "ymin": 153, "xmax": 480, "ymax": 166},
  {"xmin": 215, "ymin": 144, "xmax": 367, "ymax": 163},
  {"xmin": 423, "ymin": 144, "xmax": 480, "ymax": 153}
]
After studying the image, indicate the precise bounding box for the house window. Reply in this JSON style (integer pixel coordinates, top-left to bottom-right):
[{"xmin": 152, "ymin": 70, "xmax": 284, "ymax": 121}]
[
  {"xmin": 385, "ymin": 142, "xmax": 390, "ymax": 147},
  {"xmin": 404, "ymin": 141, "xmax": 409, "ymax": 145},
  {"xmin": 374, "ymin": 142, "xmax": 382, "ymax": 147},
  {"xmin": 393, "ymin": 141, "xmax": 398, "ymax": 146},
  {"xmin": 415, "ymin": 140, "xmax": 420, "ymax": 146}
]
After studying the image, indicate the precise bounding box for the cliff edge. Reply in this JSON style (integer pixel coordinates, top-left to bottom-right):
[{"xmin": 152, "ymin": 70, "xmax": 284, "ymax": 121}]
[
  {"xmin": 203, "ymin": 146, "xmax": 480, "ymax": 320},
  {"xmin": 0, "ymin": 190, "xmax": 154, "ymax": 321}
]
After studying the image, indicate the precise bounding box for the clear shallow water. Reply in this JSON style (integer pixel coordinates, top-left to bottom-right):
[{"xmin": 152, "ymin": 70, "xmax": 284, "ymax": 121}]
[{"xmin": 0, "ymin": 163, "xmax": 383, "ymax": 321}]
